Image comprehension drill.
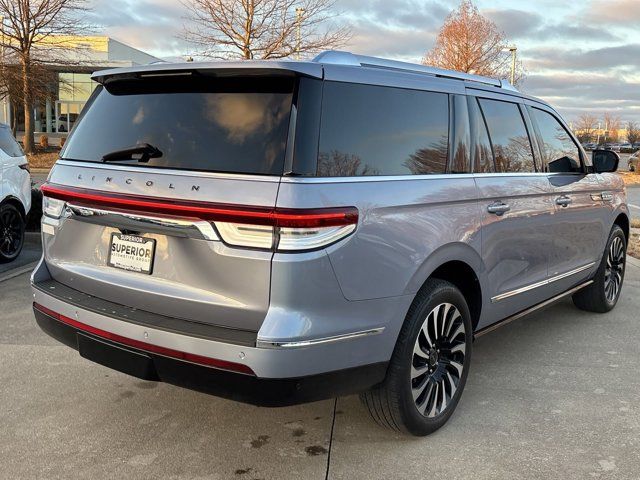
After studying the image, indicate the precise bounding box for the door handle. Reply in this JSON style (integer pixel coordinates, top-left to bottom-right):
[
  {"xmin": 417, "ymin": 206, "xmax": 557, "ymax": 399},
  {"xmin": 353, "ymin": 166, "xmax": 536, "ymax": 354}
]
[
  {"xmin": 555, "ymin": 196, "xmax": 572, "ymax": 207},
  {"xmin": 487, "ymin": 201, "xmax": 511, "ymax": 216}
]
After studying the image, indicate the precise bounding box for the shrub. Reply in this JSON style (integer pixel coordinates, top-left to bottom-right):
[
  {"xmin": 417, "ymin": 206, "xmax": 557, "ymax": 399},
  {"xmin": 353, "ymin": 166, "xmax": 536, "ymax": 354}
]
[
  {"xmin": 59, "ymin": 136, "xmax": 67, "ymax": 148},
  {"xmin": 39, "ymin": 135, "xmax": 49, "ymax": 148}
]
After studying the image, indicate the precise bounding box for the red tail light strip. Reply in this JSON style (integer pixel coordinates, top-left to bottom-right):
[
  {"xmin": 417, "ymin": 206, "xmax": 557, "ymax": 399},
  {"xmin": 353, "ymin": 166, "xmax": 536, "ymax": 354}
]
[
  {"xmin": 33, "ymin": 302, "xmax": 255, "ymax": 375},
  {"xmin": 41, "ymin": 184, "xmax": 358, "ymax": 228}
]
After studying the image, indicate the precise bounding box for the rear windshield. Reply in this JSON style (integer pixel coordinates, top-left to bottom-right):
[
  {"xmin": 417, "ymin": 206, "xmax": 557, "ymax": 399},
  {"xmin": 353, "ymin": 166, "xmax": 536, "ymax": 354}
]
[{"xmin": 61, "ymin": 76, "xmax": 295, "ymax": 175}]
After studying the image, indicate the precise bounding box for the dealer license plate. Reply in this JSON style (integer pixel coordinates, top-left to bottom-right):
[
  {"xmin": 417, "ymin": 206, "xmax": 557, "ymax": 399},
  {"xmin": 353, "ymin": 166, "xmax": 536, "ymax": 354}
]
[{"xmin": 107, "ymin": 233, "xmax": 156, "ymax": 275}]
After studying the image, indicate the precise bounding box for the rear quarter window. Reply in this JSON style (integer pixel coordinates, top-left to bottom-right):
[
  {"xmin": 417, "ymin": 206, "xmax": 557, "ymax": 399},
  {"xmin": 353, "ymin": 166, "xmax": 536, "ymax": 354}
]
[
  {"xmin": 61, "ymin": 76, "xmax": 295, "ymax": 175},
  {"xmin": 317, "ymin": 82, "xmax": 449, "ymax": 176}
]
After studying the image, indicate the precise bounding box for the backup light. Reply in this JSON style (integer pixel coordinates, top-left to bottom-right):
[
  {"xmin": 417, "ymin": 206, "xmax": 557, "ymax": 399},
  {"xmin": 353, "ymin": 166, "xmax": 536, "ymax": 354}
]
[{"xmin": 43, "ymin": 196, "xmax": 66, "ymax": 219}]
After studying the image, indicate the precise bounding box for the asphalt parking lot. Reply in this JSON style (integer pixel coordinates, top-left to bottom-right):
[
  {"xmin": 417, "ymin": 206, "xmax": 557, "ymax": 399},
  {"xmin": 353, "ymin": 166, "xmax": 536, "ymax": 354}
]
[{"xmin": 1, "ymin": 258, "xmax": 639, "ymax": 479}]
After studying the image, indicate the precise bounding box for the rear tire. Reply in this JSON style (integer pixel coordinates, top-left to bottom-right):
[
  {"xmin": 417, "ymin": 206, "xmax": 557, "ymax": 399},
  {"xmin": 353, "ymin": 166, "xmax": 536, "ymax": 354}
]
[
  {"xmin": 0, "ymin": 203, "xmax": 26, "ymax": 263},
  {"xmin": 360, "ymin": 279, "xmax": 473, "ymax": 436},
  {"xmin": 572, "ymin": 225, "xmax": 626, "ymax": 313}
]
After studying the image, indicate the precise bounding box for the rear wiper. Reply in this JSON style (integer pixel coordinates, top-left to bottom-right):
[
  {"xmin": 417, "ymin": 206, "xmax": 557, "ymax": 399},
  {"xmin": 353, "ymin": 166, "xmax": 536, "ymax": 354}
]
[{"xmin": 101, "ymin": 143, "xmax": 162, "ymax": 163}]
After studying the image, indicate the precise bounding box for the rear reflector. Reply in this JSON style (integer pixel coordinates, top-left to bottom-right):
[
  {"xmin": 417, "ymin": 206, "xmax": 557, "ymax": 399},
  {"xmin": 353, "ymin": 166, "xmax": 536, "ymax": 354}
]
[
  {"xmin": 33, "ymin": 302, "xmax": 255, "ymax": 375},
  {"xmin": 41, "ymin": 183, "xmax": 358, "ymax": 251}
]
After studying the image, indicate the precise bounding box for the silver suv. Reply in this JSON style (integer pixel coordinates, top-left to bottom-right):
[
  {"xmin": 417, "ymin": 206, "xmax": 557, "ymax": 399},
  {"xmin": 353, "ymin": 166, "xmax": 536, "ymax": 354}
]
[{"xmin": 33, "ymin": 51, "xmax": 629, "ymax": 436}]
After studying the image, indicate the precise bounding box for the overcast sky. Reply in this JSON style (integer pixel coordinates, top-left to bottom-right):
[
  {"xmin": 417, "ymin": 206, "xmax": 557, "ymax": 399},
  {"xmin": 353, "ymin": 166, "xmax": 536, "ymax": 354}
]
[{"xmin": 87, "ymin": 0, "xmax": 640, "ymax": 124}]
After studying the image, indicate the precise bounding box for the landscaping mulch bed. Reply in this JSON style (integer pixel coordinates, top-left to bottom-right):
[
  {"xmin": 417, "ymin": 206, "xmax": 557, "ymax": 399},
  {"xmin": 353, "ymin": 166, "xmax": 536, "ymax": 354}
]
[
  {"xmin": 619, "ymin": 172, "xmax": 640, "ymax": 186},
  {"xmin": 27, "ymin": 148, "xmax": 60, "ymax": 169},
  {"xmin": 629, "ymin": 233, "xmax": 640, "ymax": 259}
]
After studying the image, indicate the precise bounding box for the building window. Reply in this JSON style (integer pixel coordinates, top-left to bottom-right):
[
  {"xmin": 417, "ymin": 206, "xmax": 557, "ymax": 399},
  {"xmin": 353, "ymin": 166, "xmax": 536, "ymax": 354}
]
[{"xmin": 59, "ymin": 73, "xmax": 98, "ymax": 102}]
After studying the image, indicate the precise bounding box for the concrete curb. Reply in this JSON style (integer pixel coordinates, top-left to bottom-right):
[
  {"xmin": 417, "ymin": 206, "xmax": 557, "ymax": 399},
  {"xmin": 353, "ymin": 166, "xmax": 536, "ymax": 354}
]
[
  {"xmin": 628, "ymin": 255, "xmax": 640, "ymax": 269},
  {"xmin": 0, "ymin": 262, "xmax": 37, "ymax": 283}
]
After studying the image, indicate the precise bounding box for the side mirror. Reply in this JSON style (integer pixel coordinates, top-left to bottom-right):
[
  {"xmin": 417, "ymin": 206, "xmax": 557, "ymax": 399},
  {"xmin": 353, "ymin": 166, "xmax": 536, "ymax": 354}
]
[{"xmin": 592, "ymin": 149, "xmax": 619, "ymax": 173}]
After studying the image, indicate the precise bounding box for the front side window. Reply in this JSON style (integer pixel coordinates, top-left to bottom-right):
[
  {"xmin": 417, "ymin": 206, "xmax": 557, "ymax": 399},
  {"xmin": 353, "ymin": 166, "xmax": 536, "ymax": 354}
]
[
  {"xmin": 0, "ymin": 127, "xmax": 24, "ymax": 157},
  {"xmin": 531, "ymin": 108, "xmax": 582, "ymax": 173},
  {"xmin": 478, "ymin": 99, "xmax": 536, "ymax": 173},
  {"xmin": 318, "ymin": 82, "xmax": 449, "ymax": 176}
]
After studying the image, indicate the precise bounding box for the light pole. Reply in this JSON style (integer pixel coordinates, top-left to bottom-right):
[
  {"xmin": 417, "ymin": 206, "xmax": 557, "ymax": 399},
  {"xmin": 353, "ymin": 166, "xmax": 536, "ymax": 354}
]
[
  {"xmin": 502, "ymin": 46, "xmax": 517, "ymax": 85},
  {"xmin": 295, "ymin": 7, "xmax": 305, "ymax": 60}
]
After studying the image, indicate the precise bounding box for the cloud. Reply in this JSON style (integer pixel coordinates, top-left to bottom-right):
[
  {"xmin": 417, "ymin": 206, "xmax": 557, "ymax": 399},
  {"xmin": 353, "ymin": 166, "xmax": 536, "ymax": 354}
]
[
  {"xmin": 483, "ymin": 9, "xmax": 543, "ymax": 39},
  {"xmin": 523, "ymin": 73, "xmax": 640, "ymax": 122},
  {"xmin": 524, "ymin": 44, "xmax": 640, "ymax": 71},
  {"xmin": 587, "ymin": 0, "xmax": 640, "ymax": 25},
  {"xmin": 340, "ymin": 0, "xmax": 448, "ymax": 28},
  {"xmin": 86, "ymin": 0, "xmax": 189, "ymax": 57},
  {"xmin": 537, "ymin": 24, "xmax": 620, "ymax": 42},
  {"xmin": 347, "ymin": 23, "xmax": 436, "ymax": 59},
  {"xmin": 339, "ymin": 0, "xmax": 449, "ymax": 60}
]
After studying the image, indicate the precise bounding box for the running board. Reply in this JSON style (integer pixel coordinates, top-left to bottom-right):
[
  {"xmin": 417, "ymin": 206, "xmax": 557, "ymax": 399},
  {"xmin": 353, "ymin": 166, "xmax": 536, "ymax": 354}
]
[{"xmin": 474, "ymin": 280, "xmax": 594, "ymax": 339}]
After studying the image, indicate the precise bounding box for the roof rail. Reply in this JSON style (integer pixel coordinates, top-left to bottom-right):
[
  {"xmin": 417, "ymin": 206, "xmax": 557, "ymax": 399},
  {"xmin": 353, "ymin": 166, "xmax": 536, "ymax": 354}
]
[{"xmin": 312, "ymin": 50, "xmax": 515, "ymax": 90}]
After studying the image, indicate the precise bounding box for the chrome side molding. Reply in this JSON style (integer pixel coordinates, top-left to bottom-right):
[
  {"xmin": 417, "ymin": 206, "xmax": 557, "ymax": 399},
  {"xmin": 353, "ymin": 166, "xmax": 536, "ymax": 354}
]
[
  {"xmin": 476, "ymin": 280, "xmax": 594, "ymax": 338},
  {"xmin": 257, "ymin": 327, "xmax": 385, "ymax": 349},
  {"xmin": 491, "ymin": 262, "xmax": 596, "ymax": 303}
]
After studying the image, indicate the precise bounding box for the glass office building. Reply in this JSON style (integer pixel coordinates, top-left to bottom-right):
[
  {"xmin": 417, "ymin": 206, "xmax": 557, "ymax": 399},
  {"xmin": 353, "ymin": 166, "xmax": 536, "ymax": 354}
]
[{"xmin": 1, "ymin": 36, "xmax": 161, "ymax": 133}]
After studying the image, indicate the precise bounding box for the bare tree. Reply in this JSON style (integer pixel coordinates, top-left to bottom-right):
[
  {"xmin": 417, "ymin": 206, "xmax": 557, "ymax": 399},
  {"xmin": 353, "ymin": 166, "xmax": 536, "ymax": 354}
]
[
  {"xmin": 0, "ymin": 0, "xmax": 88, "ymax": 153},
  {"xmin": 626, "ymin": 121, "xmax": 639, "ymax": 145},
  {"xmin": 602, "ymin": 112, "xmax": 622, "ymax": 143},
  {"xmin": 574, "ymin": 113, "xmax": 598, "ymax": 143},
  {"xmin": 317, "ymin": 150, "xmax": 379, "ymax": 176},
  {"xmin": 423, "ymin": 0, "xmax": 524, "ymax": 85},
  {"xmin": 180, "ymin": 0, "xmax": 350, "ymax": 60},
  {"xmin": 0, "ymin": 63, "xmax": 58, "ymax": 136}
]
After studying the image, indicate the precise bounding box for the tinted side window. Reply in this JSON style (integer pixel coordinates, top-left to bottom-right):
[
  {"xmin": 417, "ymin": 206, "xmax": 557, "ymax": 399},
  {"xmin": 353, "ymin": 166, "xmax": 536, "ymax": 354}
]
[
  {"xmin": 531, "ymin": 108, "xmax": 582, "ymax": 173},
  {"xmin": 318, "ymin": 82, "xmax": 449, "ymax": 176},
  {"xmin": 0, "ymin": 127, "xmax": 24, "ymax": 157},
  {"xmin": 478, "ymin": 99, "xmax": 535, "ymax": 173},
  {"xmin": 468, "ymin": 97, "xmax": 494, "ymax": 173}
]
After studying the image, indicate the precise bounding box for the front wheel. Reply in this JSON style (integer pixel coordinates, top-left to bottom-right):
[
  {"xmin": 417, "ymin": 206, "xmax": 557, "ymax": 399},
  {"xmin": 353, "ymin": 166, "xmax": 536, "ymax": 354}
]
[
  {"xmin": 0, "ymin": 203, "xmax": 26, "ymax": 263},
  {"xmin": 360, "ymin": 279, "xmax": 473, "ymax": 436},
  {"xmin": 573, "ymin": 225, "xmax": 626, "ymax": 313}
]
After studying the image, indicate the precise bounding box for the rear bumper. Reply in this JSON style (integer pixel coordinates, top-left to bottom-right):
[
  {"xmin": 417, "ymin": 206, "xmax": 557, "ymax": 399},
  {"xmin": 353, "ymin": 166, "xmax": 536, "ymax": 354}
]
[{"xmin": 33, "ymin": 305, "xmax": 388, "ymax": 406}]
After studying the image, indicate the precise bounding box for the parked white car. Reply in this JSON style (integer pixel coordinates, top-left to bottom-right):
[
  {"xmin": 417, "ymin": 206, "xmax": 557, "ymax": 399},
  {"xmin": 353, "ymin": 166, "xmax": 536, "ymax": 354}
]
[{"xmin": 0, "ymin": 124, "xmax": 31, "ymax": 262}]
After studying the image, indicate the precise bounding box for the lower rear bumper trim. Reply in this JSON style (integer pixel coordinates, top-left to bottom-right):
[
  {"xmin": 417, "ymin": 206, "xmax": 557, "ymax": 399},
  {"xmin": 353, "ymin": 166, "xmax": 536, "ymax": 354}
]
[
  {"xmin": 33, "ymin": 305, "xmax": 389, "ymax": 407},
  {"xmin": 34, "ymin": 302, "xmax": 255, "ymax": 375}
]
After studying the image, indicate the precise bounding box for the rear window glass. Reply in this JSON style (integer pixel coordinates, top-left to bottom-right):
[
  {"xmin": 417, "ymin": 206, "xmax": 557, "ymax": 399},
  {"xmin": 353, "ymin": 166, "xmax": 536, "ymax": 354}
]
[
  {"xmin": 318, "ymin": 82, "xmax": 449, "ymax": 176},
  {"xmin": 478, "ymin": 98, "xmax": 535, "ymax": 173},
  {"xmin": 0, "ymin": 127, "xmax": 24, "ymax": 157},
  {"xmin": 61, "ymin": 76, "xmax": 295, "ymax": 175}
]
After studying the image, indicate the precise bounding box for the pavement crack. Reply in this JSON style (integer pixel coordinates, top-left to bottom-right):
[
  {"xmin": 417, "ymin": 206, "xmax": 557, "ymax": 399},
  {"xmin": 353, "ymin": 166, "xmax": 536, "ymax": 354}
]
[{"xmin": 324, "ymin": 397, "xmax": 338, "ymax": 480}]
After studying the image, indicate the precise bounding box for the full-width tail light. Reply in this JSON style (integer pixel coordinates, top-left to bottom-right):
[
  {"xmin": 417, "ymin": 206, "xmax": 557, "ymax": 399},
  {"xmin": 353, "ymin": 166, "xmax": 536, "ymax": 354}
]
[{"xmin": 41, "ymin": 184, "xmax": 358, "ymax": 251}]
